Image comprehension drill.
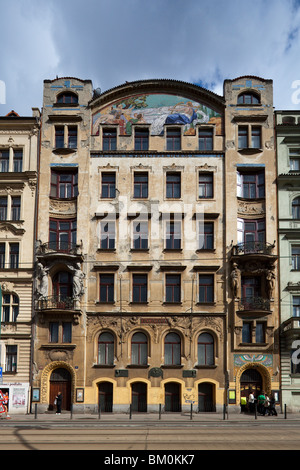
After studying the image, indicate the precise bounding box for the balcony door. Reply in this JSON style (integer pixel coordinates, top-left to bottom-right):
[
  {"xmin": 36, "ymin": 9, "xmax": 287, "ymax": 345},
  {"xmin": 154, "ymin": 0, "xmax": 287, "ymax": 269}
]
[
  {"xmin": 49, "ymin": 219, "xmax": 77, "ymax": 252},
  {"xmin": 237, "ymin": 218, "xmax": 265, "ymax": 252}
]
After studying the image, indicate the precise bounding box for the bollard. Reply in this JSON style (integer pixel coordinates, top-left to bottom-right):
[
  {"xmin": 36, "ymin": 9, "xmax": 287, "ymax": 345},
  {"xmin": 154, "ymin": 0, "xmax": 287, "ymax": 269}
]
[
  {"xmin": 70, "ymin": 403, "xmax": 73, "ymax": 419},
  {"xmin": 98, "ymin": 404, "xmax": 101, "ymax": 419},
  {"xmin": 190, "ymin": 403, "xmax": 193, "ymax": 420},
  {"xmin": 223, "ymin": 403, "xmax": 226, "ymax": 420},
  {"xmin": 129, "ymin": 404, "xmax": 132, "ymax": 420},
  {"xmin": 284, "ymin": 403, "xmax": 287, "ymax": 419},
  {"xmin": 159, "ymin": 403, "xmax": 161, "ymax": 420},
  {"xmin": 255, "ymin": 402, "xmax": 257, "ymax": 420},
  {"xmin": 35, "ymin": 403, "xmax": 37, "ymax": 419}
]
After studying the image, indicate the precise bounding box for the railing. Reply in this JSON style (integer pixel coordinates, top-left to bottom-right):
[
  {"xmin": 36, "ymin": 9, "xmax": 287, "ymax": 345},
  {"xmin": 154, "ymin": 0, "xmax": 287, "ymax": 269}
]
[
  {"xmin": 37, "ymin": 242, "xmax": 80, "ymax": 255},
  {"xmin": 232, "ymin": 242, "xmax": 275, "ymax": 256},
  {"xmin": 239, "ymin": 296, "xmax": 271, "ymax": 311},
  {"xmin": 36, "ymin": 295, "xmax": 76, "ymax": 310}
]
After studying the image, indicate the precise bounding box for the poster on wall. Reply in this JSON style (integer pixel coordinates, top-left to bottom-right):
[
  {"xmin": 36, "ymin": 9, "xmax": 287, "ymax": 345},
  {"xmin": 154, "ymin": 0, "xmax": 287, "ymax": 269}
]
[{"xmin": 92, "ymin": 93, "xmax": 222, "ymax": 137}]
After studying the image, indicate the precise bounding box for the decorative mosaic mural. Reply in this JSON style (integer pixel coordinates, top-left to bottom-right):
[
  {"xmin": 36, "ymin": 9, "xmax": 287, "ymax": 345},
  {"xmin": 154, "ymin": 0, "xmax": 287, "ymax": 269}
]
[{"xmin": 92, "ymin": 93, "xmax": 222, "ymax": 136}]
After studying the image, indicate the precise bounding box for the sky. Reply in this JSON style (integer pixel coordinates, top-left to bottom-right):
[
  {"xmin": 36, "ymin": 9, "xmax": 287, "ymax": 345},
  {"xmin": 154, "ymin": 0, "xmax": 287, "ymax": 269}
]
[{"xmin": 1, "ymin": 0, "xmax": 300, "ymax": 116}]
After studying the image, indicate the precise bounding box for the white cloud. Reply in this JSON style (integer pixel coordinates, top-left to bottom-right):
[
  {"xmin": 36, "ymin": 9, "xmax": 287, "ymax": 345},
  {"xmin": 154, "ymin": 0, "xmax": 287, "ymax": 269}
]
[{"xmin": 1, "ymin": 0, "xmax": 300, "ymax": 113}]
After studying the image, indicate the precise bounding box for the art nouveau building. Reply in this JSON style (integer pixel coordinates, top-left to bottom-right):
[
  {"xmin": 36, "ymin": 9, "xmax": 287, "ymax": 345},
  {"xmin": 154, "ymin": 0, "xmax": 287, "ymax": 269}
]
[
  {"xmin": 224, "ymin": 77, "xmax": 280, "ymax": 409},
  {"xmin": 32, "ymin": 76, "xmax": 280, "ymax": 414},
  {"xmin": 276, "ymin": 110, "xmax": 300, "ymax": 412},
  {"xmin": 0, "ymin": 108, "xmax": 39, "ymax": 414}
]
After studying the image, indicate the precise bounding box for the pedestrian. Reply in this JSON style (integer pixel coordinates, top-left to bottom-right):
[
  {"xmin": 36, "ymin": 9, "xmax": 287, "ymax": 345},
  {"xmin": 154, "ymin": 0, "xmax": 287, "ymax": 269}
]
[
  {"xmin": 3, "ymin": 392, "xmax": 10, "ymax": 419},
  {"xmin": 268, "ymin": 394, "xmax": 277, "ymax": 416},
  {"xmin": 248, "ymin": 390, "xmax": 255, "ymax": 413},
  {"xmin": 55, "ymin": 391, "xmax": 62, "ymax": 415},
  {"xmin": 263, "ymin": 394, "xmax": 270, "ymax": 416},
  {"xmin": 257, "ymin": 391, "xmax": 265, "ymax": 415}
]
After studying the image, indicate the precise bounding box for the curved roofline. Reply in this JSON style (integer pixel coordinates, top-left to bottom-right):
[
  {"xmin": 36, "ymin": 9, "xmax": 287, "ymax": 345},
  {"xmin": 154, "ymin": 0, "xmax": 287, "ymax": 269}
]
[{"xmin": 89, "ymin": 78, "xmax": 225, "ymax": 110}]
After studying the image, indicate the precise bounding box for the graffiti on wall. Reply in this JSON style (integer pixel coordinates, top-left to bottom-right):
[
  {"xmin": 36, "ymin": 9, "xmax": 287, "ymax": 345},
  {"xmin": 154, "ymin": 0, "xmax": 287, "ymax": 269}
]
[{"xmin": 92, "ymin": 93, "xmax": 222, "ymax": 136}]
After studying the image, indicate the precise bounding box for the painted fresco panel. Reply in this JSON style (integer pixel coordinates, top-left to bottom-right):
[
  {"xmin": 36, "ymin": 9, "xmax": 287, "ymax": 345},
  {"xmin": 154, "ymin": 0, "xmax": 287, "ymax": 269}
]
[{"xmin": 92, "ymin": 94, "xmax": 222, "ymax": 136}]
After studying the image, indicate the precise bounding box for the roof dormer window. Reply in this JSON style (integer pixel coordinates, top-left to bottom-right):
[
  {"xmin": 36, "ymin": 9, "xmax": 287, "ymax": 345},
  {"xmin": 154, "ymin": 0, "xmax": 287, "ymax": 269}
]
[
  {"xmin": 56, "ymin": 92, "xmax": 78, "ymax": 105},
  {"xmin": 237, "ymin": 92, "xmax": 260, "ymax": 105}
]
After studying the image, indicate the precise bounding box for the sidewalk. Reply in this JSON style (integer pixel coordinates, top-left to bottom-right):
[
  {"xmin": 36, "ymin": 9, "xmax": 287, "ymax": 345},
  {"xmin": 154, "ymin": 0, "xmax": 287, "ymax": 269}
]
[{"xmin": 3, "ymin": 410, "xmax": 300, "ymax": 423}]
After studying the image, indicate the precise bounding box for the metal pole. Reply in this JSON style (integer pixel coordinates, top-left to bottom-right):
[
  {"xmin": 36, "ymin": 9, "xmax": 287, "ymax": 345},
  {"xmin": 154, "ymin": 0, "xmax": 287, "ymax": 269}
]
[
  {"xmin": 98, "ymin": 403, "xmax": 101, "ymax": 419},
  {"xmin": 129, "ymin": 403, "xmax": 132, "ymax": 419},
  {"xmin": 35, "ymin": 403, "xmax": 37, "ymax": 419},
  {"xmin": 159, "ymin": 403, "xmax": 161, "ymax": 420},
  {"xmin": 284, "ymin": 403, "xmax": 287, "ymax": 419},
  {"xmin": 70, "ymin": 403, "xmax": 73, "ymax": 419},
  {"xmin": 190, "ymin": 403, "xmax": 193, "ymax": 420}
]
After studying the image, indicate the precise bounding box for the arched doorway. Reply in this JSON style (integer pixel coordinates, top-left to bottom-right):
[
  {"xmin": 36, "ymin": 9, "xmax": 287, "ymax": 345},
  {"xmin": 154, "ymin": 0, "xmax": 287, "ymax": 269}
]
[
  {"xmin": 165, "ymin": 382, "xmax": 181, "ymax": 412},
  {"xmin": 240, "ymin": 368, "xmax": 262, "ymax": 404},
  {"xmin": 198, "ymin": 383, "xmax": 216, "ymax": 412},
  {"xmin": 49, "ymin": 368, "xmax": 72, "ymax": 411},
  {"xmin": 131, "ymin": 382, "xmax": 147, "ymax": 412},
  {"xmin": 98, "ymin": 382, "xmax": 113, "ymax": 412}
]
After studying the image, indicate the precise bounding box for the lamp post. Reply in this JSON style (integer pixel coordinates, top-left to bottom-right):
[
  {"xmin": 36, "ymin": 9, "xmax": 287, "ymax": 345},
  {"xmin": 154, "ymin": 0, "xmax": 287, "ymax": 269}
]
[{"xmin": 0, "ymin": 283, "xmax": 2, "ymax": 384}]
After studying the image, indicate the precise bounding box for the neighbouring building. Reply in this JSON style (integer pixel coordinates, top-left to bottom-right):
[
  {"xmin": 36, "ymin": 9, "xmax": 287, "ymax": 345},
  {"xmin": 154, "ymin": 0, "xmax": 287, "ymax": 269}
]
[
  {"xmin": 0, "ymin": 109, "xmax": 39, "ymax": 414},
  {"xmin": 32, "ymin": 75, "xmax": 281, "ymax": 414},
  {"xmin": 276, "ymin": 110, "xmax": 300, "ymax": 412}
]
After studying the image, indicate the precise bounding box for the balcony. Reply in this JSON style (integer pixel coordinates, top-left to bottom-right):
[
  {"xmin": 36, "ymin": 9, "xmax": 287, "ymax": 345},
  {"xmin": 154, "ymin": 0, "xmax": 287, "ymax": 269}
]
[
  {"xmin": 36, "ymin": 295, "xmax": 76, "ymax": 311},
  {"xmin": 281, "ymin": 317, "xmax": 300, "ymax": 342},
  {"xmin": 238, "ymin": 296, "xmax": 271, "ymax": 314},
  {"xmin": 232, "ymin": 242, "xmax": 275, "ymax": 256},
  {"xmin": 36, "ymin": 241, "xmax": 83, "ymax": 261}
]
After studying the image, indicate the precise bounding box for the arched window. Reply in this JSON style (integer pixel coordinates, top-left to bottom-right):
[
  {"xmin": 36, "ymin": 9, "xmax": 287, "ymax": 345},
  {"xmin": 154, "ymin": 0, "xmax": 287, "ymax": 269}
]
[
  {"xmin": 237, "ymin": 92, "xmax": 260, "ymax": 105},
  {"xmin": 292, "ymin": 197, "xmax": 300, "ymax": 219},
  {"xmin": 56, "ymin": 92, "xmax": 78, "ymax": 104},
  {"xmin": 2, "ymin": 293, "xmax": 19, "ymax": 322},
  {"xmin": 164, "ymin": 332, "xmax": 181, "ymax": 365},
  {"xmin": 98, "ymin": 332, "xmax": 114, "ymax": 365},
  {"xmin": 198, "ymin": 333, "xmax": 214, "ymax": 365},
  {"xmin": 131, "ymin": 332, "xmax": 148, "ymax": 365}
]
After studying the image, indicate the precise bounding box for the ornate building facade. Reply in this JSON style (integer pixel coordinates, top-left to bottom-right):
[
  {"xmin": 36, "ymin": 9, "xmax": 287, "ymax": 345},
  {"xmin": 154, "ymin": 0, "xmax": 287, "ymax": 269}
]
[
  {"xmin": 0, "ymin": 108, "xmax": 39, "ymax": 414},
  {"xmin": 31, "ymin": 76, "xmax": 280, "ymax": 413}
]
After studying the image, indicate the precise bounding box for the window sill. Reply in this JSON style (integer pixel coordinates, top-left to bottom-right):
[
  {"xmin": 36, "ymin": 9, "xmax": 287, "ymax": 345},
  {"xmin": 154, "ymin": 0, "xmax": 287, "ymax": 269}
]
[
  {"xmin": 238, "ymin": 147, "xmax": 263, "ymax": 155},
  {"xmin": 163, "ymin": 302, "xmax": 182, "ymax": 305},
  {"xmin": 196, "ymin": 302, "xmax": 216, "ymax": 306},
  {"xmin": 196, "ymin": 249, "xmax": 215, "ymax": 253},
  {"xmin": 93, "ymin": 364, "xmax": 115, "ymax": 368},
  {"xmin": 130, "ymin": 301, "xmax": 148, "ymax": 305},
  {"xmin": 53, "ymin": 147, "xmax": 77, "ymax": 155},
  {"xmin": 163, "ymin": 249, "xmax": 182, "ymax": 252},
  {"xmin": 195, "ymin": 365, "xmax": 217, "ymax": 369},
  {"xmin": 130, "ymin": 248, "xmax": 149, "ymax": 252},
  {"xmin": 127, "ymin": 364, "xmax": 149, "ymax": 369},
  {"xmin": 97, "ymin": 249, "xmax": 116, "ymax": 252},
  {"xmin": 238, "ymin": 342, "xmax": 268, "ymax": 347},
  {"xmin": 95, "ymin": 301, "xmax": 115, "ymax": 305},
  {"xmin": 161, "ymin": 365, "xmax": 183, "ymax": 369}
]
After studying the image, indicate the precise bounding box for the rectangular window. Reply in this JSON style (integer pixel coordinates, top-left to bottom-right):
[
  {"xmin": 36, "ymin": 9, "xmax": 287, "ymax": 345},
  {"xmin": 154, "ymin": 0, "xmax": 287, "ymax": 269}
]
[
  {"xmin": 62, "ymin": 322, "xmax": 72, "ymax": 343},
  {"xmin": 256, "ymin": 322, "xmax": 265, "ymax": 343},
  {"xmin": 133, "ymin": 221, "xmax": 148, "ymax": 249},
  {"xmin": 251, "ymin": 126, "xmax": 261, "ymax": 148},
  {"xmin": 101, "ymin": 172, "xmax": 116, "ymax": 198},
  {"xmin": 132, "ymin": 274, "xmax": 147, "ymax": 303},
  {"xmin": 50, "ymin": 322, "xmax": 59, "ymax": 343},
  {"xmin": 135, "ymin": 128, "xmax": 149, "ymax": 151},
  {"xmin": 238, "ymin": 126, "xmax": 248, "ymax": 148},
  {"xmin": 0, "ymin": 149, "xmax": 9, "ymax": 172},
  {"xmin": 199, "ymin": 128, "xmax": 213, "ymax": 150},
  {"xmin": 237, "ymin": 171, "xmax": 265, "ymax": 199},
  {"xmin": 199, "ymin": 173, "xmax": 213, "ymax": 198},
  {"xmin": 100, "ymin": 274, "xmax": 114, "ymax": 302},
  {"xmin": 5, "ymin": 345, "xmax": 17, "ymax": 372},
  {"xmin": 0, "ymin": 243, "xmax": 5, "ymax": 268},
  {"xmin": 49, "ymin": 219, "xmax": 77, "ymax": 252},
  {"xmin": 103, "ymin": 128, "xmax": 117, "ymax": 150},
  {"xmin": 238, "ymin": 218, "xmax": 265, "ymax": 250},
  {"xmin": 199, "ymin": 222, "xmax": 214, "ymax": 250},
  {"xmin": 55, "ymin": 126, "xmax": 64, "ymax": 148},
  {"xmin": 11, "ymin": 196, "xmax": 21, "ymax": 220},
  {"xmin": 199, "ymin": 275, "xmax": 214, "ymax": 303},
  {"xmin": 13, "ymin": 149, "xmax": 23, "ymax": 172},
  {"xmin": 289, "ymin": 149, "xmax": 300, "ymax": 171},
  {"xmin": 166, "ymin": 128, "xmax": 181, "ymax": 151},
  {"xmin": 242, "ymin": 322, "xmax": 252, "ymax": 343},
  {"xmin": 166, "ymin": 172, "xmax": 181, "ymax": 198},
  {"xmin": 134, "ymin": 172, "xmax": 148, "ymax": 198},
  {"xmin": 9, "ymin": 243, "xmax": 19, "ymax": 268},
  {"xmin": 293, "ymin": 296, "xmax": 300, "ymax": 317},
  {"xmin": 100, "ymin": 221, "xmax": 115, "ymax": 249},
  {"xmin": 0, "ymin": 197, "xmax": 7, "ymax": 220},
  {"xmin": 51, "ymin": 171, "xmax": 78, "ymax": 198},
  {"xmin": 166, "ymin": 274, "xmax": 181, "ymax": 303},
  {"xmin": 165, "ymin": 221, "xmax": 181, "ymax": 250},
  {"xmin": 292, "ymin": 246, "xmax": 300, "ymax": 270},
  {"xmin": 68, "ymin": 126, "xmax": 77, "ymax": 148},
  {"xmin": 241, "ymin": 276, "xmax": 261, "ymax": 299}
]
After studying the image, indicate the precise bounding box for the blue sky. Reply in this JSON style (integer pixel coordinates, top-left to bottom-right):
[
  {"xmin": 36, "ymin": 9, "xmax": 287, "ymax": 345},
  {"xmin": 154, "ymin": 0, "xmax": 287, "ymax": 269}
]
[{"xmin": 1, "ymin": 0, "xmax": 300, "ymax": 115}]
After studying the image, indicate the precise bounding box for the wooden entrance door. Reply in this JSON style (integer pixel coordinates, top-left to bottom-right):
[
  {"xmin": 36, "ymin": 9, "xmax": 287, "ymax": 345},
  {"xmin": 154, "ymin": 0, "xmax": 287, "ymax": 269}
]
[
  {"xmin": 165, "ymin": 382, "xmax": 181, "ymax": 412},
  {"xmin": 98, "ymin": 382, "xmax": 113, "ymax": 412},
  {"xmin": 131, "ymin": 382, "xmax": 147, "ymax": 412},
  {"xmin": 198, "ymin": 383, "xmax": 216, "ymax": 412},
  {"xmin": 49, "ymin": 368, "xmax": 72, "ymax": 411}
]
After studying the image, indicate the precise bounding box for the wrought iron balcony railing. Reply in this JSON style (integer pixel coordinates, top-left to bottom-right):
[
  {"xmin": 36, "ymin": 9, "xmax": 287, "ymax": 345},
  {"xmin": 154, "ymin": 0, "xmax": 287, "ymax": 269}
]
[
  {"xmin": 232, "ymin": 242, "xmax": 275, "ymax": 256},
  {"xmin": 37, "ymin": 242, "xmax": 81, "ymax": 256},
  {"xmin": 36, "ymin": 295, "xmax": 76, "ymax": 311},
  {"xmin": 239, "ymin": 296, "xmax": 271, "ymax": 312}
]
